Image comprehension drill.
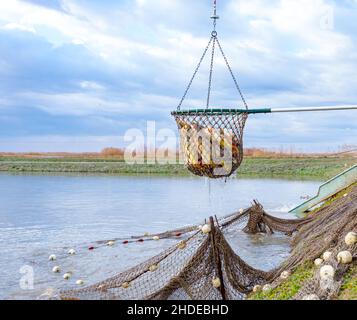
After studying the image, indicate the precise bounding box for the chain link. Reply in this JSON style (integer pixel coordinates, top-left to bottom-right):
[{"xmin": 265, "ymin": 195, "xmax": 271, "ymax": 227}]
[
  {"xmin": 176, "ymin": 0, "xmax": 249, "ymax": 111},
  {"xmin": 177, "ymin": 37, "xmax": 214, "ymax": 111},
  {"xmin": 216, "ymin": 38, "xmax": 249, "ymax": 110},
  {"xmin": 206, "ymin": 36, "xmax": 216, "ymax": 108}
]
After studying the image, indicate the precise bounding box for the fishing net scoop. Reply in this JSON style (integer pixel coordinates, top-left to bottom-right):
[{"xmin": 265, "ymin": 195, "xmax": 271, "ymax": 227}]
[{"xmin": 172, "ymin": 0, "xmax": 357, "ymax": 179}]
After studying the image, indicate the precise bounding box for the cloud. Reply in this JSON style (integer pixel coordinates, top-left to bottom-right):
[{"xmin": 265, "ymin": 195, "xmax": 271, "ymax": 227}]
[
  {"xmin": 0, "ymin": 0, "xmax": 356, "ymax": 152},
  {"xmin": 79, "ymin": 81, "xmax": 105, "ymax": 90}
]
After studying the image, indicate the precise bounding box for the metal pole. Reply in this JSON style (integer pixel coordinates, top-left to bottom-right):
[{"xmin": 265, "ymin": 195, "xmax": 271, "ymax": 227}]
[
  {"xmin": 172, "ymin": 105, "xmax": 357, "ymax": 115},
  {"xmin": 270, "ymin": 105, "xmax": 357, "ymax": 113}
]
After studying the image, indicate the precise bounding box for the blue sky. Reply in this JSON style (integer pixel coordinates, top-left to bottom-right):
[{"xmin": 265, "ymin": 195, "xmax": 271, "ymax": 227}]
[{"xmin": 0, "ymin": 0, "xmax": 356, "ymax": 152}]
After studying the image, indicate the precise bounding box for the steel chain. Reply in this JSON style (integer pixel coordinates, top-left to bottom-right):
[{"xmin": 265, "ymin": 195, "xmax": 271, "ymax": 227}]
[
  {"xmin": 206, "ymin": 35, "xmax": 216, "ymax": 108},
  {"xmin": 216, "ymin": 38, "xmax": 249, "ymax": 110},
  {"xmin": 177, "ymin": 36, "xmax": 214, "ymax": 111}
]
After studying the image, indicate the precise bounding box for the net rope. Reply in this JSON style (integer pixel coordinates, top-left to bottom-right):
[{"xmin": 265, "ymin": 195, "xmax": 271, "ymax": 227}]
[
  {"xmin": 59, "ymin": 201, "xmax": 321, "ymax": 300},
  {"xmin": 58, "ymin": 187, "xmax": 356, "ymax": 300}
]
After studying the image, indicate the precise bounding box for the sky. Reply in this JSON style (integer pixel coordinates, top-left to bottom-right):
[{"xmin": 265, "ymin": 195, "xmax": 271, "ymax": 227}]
[{"xmin": 0, "ymin": 0, "xmax": 356, "ymax": 152}]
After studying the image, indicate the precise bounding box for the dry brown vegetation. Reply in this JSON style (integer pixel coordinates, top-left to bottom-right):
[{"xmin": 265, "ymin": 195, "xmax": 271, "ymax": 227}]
[{"xmin": 0, "ymin": 146, "xmax": 356, "ymax": 160}]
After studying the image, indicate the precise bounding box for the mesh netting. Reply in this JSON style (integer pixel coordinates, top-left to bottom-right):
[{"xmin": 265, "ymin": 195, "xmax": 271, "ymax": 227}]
[
  {"xmin": 58, "ymin": 202, "xmax": 312, "ymax": 300},
  {"xmin": 172, "ymin": 111, "xmax": 248, "ymax": 178},
  {"xmin": 268, "ymin": 186, "xmax": 357, "ymax": 300},
  {"xmin": 58, "ymin": 187, "xmax": 356, "ymax": 300},
  {"xmin": 60, "ymin": 218, "xmax": 271, "ymax": 300},
  {"xmin": 242, "ymin": 200, "xmax": 313, "ymax": 236},
  {"xmin": 282, "ymin": 187, "xmax": 357, "ymax": 273}
]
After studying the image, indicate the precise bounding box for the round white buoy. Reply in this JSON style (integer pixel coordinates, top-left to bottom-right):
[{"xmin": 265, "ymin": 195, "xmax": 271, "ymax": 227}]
[
  {"xmin": 52, "ymin": 266, "xmax": 61, "ymax": 273},
  {"xmin": 345, "ymin": 232, "xmax": 357, "ymax": 246},
  {"xmin": 201, "ymin": 224, "xmax": 211, "ymax": 234},
  {"xmin": 280, "ymin": 271, "xmax": 291, "ymax": 280},
  {"xmin": 152, "ymin": 236, "xmax": 160, "ymax": 241},
  {"xmin": 68, "ymin": 249, "xmax": 76, "ymax": 255},
  {"xmin": 337, "ymin": 251, "xmax": 353, "ymax": 264},
  {"xmin": 149, "ymin": 264, "xmax": 158, "ymax": 272},
  {"xmin": 262, "ymin": 284, "xmax": 272, "ymax": 292},
  {"xmin": 314, "ymin": 258, "xmax": 323, "ymax": 267},
  {"xmin": 177, "ymin": 241, "xmax": 187, "ymax": 250},
  {"xmin": 107, "ymin": 241, "xmax": 115, "ymax": 246},
  {"xmin": 39, "ymin": 288, "xmax": 56, "ymax": 300},
  {"xmin": 322, "ymin": 251, "xmax": 332, "ymax": 261},
  {"xmin": 253, "ymin": 285, "xmax": 262, "ymax": 293},
  {"xmin": 76, "ymin": 279, "xmax": 84, "ymax": 285},
  {"xmin": 319, "ymin": 265, "xmax": 335, "ymax": 280},
  {"xmin": 48, "ymin": 254, "xmax": 57, "ymax": 261},
  {"xmin": 212, "ymin": 277, "xmax": 221, "ymax": 288},
  {"xmin": 63, "ymin": 272, "xmax": 72, "ymax": 280},
  {"xmin": 302, "ymin": 294, "xmax": 320, "ymax": 300},
  {"xmin": 239, "ymin": 208, "xmax": 244, "ymax": 214}
]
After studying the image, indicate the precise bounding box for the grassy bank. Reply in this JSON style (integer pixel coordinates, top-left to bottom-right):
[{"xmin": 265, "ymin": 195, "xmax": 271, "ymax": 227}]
[
  {"xmin": 0, "ymin": 156, "xmax": 355, "ymax": 179},
  {"xmin": 248, "ymin": 182, "xmax": 357, "ymax": 300}
]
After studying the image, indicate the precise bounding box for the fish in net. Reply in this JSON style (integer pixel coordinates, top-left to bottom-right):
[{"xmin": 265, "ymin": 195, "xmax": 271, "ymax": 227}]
[{"xmin": 172, "ymin": 111, "xmax": 247, "ymax": 179}]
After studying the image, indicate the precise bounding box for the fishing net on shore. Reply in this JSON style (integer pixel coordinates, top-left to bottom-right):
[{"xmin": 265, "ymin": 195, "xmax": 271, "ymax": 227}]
[
  {"xmin": 60, "ymin": 217, "xmax": 271, "ymax": 300},
  {"xmin": 242, "ymin": 200, "xmax": 312, "ymax": 236},
  {"xmin": 264, "ymin": 186, "xmax": 357, "ymax": 300},
  {"xmin": 283, "ymin": 187, "xmax": 357, "ymax": 272},
  {"xmin": 58, "ymin": 187, "xmax": 356, "ymax": 300},
  {"xmin": 89, "ymin": 201, "xmax": 309, "ymax": 249},
  {"xmin": 58, "ymin": 202, "xmax": 313, "ymax": 300},
  {"xmin": 292, "ymin": 242, "xmax": 356, "ymax": 300},
  {"xmin": 172, "ymin": 111, "xmax": 247, "ymax": 179}
]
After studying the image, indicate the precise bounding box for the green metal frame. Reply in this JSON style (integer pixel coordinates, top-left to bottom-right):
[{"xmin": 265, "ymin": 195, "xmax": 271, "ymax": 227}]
[
  {"xmin": 289, "ymin": 164, "xmax": 357, "ymax": 217},
  {"xmin": 171, "ymin": 108, "xmax": 271, "ymax": 115}
]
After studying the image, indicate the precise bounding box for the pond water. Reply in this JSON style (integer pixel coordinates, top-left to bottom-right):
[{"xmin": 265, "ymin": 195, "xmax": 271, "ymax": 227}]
[{"xmin": 0, "ymin": 173, "xmax": 321, "ymax": 299}]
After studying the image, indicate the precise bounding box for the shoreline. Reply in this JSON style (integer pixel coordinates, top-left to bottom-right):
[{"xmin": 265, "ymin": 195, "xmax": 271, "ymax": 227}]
[
  {"xmin": 0, "ymin": 156, "xmax": 355, "ymax": 180},
  {"xmin": 248, "ymin": 182, "xmax": 357, "ymax": 300}
]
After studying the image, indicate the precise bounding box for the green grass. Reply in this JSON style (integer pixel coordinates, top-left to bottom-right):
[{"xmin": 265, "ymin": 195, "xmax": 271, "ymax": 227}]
[
  {"xmin": 248, "ymin": 263, "xmax": 315, "ymax": 300},
  {"xmin": 0, "ymin": 156, "xmax": 355, "ymax": 179},
  {"xmin": 248, "ymin": 182, "xmax": 357, "ymax": 300},
  {"xmin": 239, "ymin": 156, "xmax": 356, "ymax": 180},
  {"xmin": 339, "ymin": 265, "xmax": 357, "ymax": 300}
]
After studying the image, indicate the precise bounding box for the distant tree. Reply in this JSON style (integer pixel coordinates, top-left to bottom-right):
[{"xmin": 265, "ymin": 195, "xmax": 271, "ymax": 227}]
[{"xmin": 101, "ymin": 147, "xmax": 124, "ymax": 157}]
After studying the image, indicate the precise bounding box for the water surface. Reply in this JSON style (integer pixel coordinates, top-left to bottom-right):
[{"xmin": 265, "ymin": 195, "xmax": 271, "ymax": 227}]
[{"xmin": 0, "ymin": 173, "xmax": 321, "ymax": 299}]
